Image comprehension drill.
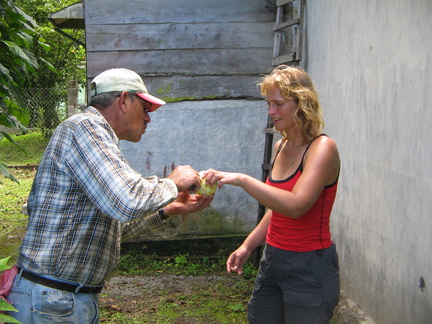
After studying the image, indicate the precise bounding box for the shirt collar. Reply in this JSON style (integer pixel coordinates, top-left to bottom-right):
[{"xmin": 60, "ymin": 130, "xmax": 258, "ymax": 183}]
[{"xmin": 85, "ymin": 106, "xmax": 120, "ymax": 145}]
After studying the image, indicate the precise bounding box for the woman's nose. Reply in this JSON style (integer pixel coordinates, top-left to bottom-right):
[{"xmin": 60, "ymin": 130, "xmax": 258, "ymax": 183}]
[{"xmin": 268, "ymin": 104, "xmax": 277, "ymax": 115}]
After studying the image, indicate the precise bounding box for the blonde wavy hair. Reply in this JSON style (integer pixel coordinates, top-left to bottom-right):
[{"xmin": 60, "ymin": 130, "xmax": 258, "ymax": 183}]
[{"xmin": 258, "ymin": 65, "xmax": 324, "ymax": 142}]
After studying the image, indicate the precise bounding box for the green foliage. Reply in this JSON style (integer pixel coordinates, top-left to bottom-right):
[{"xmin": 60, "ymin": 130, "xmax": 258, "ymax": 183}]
[
  {"xmin": 0, "ymin": 302, "xmax": 22, "ymax": 323},
  {"xmin": 0, "ymin": 0, "xmax": 53, "ymax": 118},
  {"xmin": 16, "ymin": 0, "xmax": 86, "ymax": 86},
  {"xmin": 0, "ymin": 0, "xmax": 53, "ymax": 180},
  {"xmin": 16, "ymin": 0, "xmax": 86, "ymax": 136},
  {"xmin": 1, "ymin": 0, "xmax": 86, "ymax": 180},
  {"xmin": 0, "ymin": 162, "xmax": 18, "ymax": 184},
  {"xmin": 0, "ymin": 256, "xmax": 12, "ymax": 271},
  {"xmin": 118, "ymin": 251, "xmax": 229, "ymax": 277},
  {"xmin": 228, "ymin": 302, "xmax": 246, "ymax": 313},
  {"xmin": 0, "ymin": 0, "xmax": 34, "ymax": 129}
]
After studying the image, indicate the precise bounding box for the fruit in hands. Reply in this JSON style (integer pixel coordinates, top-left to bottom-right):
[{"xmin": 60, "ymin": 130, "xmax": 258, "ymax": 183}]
[
  {"xmin": 197, "ymin": 179, "xmax": 217, "ymax": 195},
  {"xmin": 196, "ymin": 172, "xmax": 217, "ymax": 195}
]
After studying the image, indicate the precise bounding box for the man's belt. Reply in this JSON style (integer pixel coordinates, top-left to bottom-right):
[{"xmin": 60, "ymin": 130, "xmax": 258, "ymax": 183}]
[{"xmin": 21, "ymin": 269, "xmax": 103, "ymax": 294}]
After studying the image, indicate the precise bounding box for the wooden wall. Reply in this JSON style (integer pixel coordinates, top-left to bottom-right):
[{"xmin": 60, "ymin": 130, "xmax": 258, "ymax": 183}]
[{"xmin": 84, "ymin": 0, "xmax": 276, "ymax": 100}]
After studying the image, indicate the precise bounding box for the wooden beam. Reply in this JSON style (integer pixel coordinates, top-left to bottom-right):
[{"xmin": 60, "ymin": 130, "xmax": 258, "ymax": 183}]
[
  {"xmin": 273, "ymin": 18, "xmax": 300, "ymax": 31},
  {"xmin": 272, "ymin": 53, "xmax": 297, "ymax": 66},
  {"xmin": 276, "ymin": 0, "xmax": 295, "ymax": 6}
]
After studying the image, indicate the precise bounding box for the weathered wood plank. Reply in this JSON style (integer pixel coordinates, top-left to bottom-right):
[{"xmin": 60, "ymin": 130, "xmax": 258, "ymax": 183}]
[
  {"xmin": 86, "ymin": 74, "xmax": 266, "ymax": 100},
  {"xmin": 272, "ymin": 53, "xmax": 297, "ymax": 66},
  {"xmin": 84, "ymin": 0, "xmax": 277, "ymax": 99},
  {"xmin": 85, "ymin": 0, "xmax": 276, "ymax": 25},
  {"xmin": 273, "ymin": 18, "xmax": 300, "ymax": 31},
  {"xmin": 87, "ymin": 22, "xmax": 274, "ymax": 51},
  {"xmin": 86, "ymin": 48, "xmax": 273, "ymax": 76},
  {"xmin": 276, "ymin": 0, "xmax": 295, "ymax": 6}
]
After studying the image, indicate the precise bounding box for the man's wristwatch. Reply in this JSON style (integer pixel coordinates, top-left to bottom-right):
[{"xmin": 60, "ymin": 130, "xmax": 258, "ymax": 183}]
[{"xmin": 158, "ymin": 208, "xmax": 169, "ymax": 220}]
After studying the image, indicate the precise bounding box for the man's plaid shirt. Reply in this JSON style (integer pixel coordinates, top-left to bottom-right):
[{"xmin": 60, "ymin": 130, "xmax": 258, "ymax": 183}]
[{"xmin": 17, "ymin": 107, "xmax": 178, "ymax": 285}]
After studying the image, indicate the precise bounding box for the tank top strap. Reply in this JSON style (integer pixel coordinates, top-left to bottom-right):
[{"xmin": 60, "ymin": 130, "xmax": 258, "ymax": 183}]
[
  {"xmin": 299, "ymin": 134, "xmax": 327, "ymax": 171},
  {"xmin": 273, "ymin": 138, "xmax": 287, "ymax": 163}
]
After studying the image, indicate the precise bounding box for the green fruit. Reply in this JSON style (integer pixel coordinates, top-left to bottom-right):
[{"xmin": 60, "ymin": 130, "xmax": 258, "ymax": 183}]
[{"xmin": 196, "ymin": 172, "xmax": 217, "ymax": 195}]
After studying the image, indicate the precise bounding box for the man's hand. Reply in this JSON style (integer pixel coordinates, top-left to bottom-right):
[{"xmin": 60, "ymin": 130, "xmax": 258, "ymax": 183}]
[
  {"xmin": 163, "ymin": 191, "xmax": 214, "ymax": 216},
  {"xmin": 167, "ymin": 165, "xmax": 201, "ymax": 192}
]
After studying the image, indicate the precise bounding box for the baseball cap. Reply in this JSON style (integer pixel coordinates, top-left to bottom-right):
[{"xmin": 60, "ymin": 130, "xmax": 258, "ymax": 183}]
[{"xmin": 89, "ymin": 68, "xmax": 166, "ymax": 112}]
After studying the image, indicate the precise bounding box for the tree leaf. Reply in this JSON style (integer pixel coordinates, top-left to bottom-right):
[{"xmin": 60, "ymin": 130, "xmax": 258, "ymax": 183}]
[
  {"xmin": 0, "ymin": 312, "xmax": 22, "ymax": 324},
  {"xmin": 3, "ymin": 41, "xmax": 32, "ymax": 65},
  {"xmin": 0, "ymin": 299, "xmax": 17, "ymax": 312},
  {"xmin": 0, "ymin": 161, "xmax": 19, "ymax": 184},
  {"xmin": 0, "ymin": 313, "xmax": 22, "ymax": 323},
  {"xmin": 0, "ymin": 256, "xmax": 11, "ymax": 268}
]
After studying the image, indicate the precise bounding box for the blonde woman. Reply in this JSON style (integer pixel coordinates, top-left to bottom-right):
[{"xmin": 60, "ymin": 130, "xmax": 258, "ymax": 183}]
[{"xmin": 205, "ymin": 65, "xmax": 340, "ymax": 323}]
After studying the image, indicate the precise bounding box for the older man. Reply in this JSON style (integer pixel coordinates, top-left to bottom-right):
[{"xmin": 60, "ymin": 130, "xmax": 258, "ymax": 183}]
[{"xmin": 7, "ymin": 68, "xmax": 212, "ymax": 323}]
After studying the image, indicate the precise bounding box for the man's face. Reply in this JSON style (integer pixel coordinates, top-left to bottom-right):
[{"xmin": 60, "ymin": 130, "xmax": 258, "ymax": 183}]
[{"xmin": 122, "ymin": 93, "xmax": 152, "ymax": 142}]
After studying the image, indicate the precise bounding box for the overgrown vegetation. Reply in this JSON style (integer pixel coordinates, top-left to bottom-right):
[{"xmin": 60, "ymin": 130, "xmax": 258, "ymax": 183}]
[
  {"xmin": 1, "ymin": 0, "xmax": 85, "ymax": 181},
  {"xmin": 16, "ymin": 0, "xmax": 86, "ymax": 138},
  {"xmin": 117, "ymin": 249, "xmax": 257, "ymax": 278}
]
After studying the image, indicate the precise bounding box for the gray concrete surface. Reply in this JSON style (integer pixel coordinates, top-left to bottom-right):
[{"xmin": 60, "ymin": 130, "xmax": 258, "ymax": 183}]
[{"xmin": 303, "ymin": 1, "xmax": 432, "ymax": 323}]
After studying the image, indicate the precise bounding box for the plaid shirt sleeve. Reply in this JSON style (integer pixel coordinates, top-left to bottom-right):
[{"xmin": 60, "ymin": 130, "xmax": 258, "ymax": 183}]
[
  {"xmin": 121, "ymin": 211, "xmax": 165, "ymax": 242},
  {"xmin": 65, "ymin": 110, "xmax": 178, "ymax": 223}
]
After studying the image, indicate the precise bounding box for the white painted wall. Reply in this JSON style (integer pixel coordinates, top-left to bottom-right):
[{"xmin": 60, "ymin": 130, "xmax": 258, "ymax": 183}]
[{"xmin": 302, "ymin": 0, "xmax": 432, "ymax": 323}]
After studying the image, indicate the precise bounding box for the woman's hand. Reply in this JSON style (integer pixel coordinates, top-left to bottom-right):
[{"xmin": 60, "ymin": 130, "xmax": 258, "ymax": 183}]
[
  {"xmin": 226, "ymin": 245, "xmax": 252, "ymax": 275},
  {"xmin": 201, "ymin": 169, "xmax": 245, "ymax": 189}
]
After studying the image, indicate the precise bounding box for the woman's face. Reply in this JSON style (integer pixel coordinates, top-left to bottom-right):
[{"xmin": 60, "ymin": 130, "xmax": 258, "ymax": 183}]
[{"xmin": 265, "ymin": 85, "xmax": 298, "ymax": 133}]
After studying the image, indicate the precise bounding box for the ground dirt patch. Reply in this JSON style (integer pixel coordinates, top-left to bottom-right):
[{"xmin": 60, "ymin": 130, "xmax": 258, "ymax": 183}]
[{"xmin": 100, "ymin": 275, "xmax": 375, "ymax": 324}]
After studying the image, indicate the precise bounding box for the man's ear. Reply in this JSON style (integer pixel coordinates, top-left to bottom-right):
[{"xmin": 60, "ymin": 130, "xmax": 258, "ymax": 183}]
[{"xmin": 118, "ymin": 91, "xmax": 129, "ymax": 113}]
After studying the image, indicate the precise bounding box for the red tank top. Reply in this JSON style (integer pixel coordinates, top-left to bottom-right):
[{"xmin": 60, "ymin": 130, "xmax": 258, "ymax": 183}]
[{"xmin": 266, "ymin": 135, "xmax": 338, "ymax": 252}]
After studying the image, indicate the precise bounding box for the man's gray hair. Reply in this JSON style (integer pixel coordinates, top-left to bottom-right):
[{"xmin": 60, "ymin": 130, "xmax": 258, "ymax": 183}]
[{"xmin": 89, "ymin": 91, "xmax": 122, "ymax": 109}]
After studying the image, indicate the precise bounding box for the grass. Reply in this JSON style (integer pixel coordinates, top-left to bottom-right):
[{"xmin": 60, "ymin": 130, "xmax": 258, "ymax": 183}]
[
  {"xmin": 0, "ymin": 169, "xmax": 34, "ymax": 237},
  {"xmin": 116, "ymin": 248, "xmax": 258, "ymax": 278},
  {"xmin": 0, "ymin": 131, "xmax": 48, "ymax": 166},
  {"xmin": 0, "ymin": 132, "xmax": 45, "ymax": 237}
]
